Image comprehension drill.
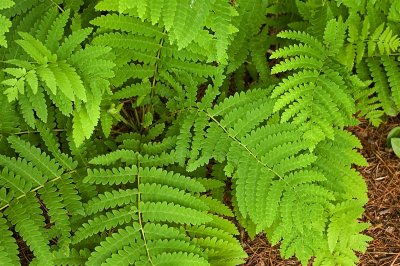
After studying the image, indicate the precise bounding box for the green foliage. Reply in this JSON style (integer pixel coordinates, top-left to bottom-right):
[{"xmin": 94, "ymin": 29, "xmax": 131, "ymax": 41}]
[
  {"xmin": 3, "ymin": 0, "xmax": 398, "ymax": 265},
  {"xmin": 1, "ymin": 6, "xmax": 115, "ymax": 146},
  {"xmin": 0, "ymin": 0, "xmax": 14, "ymax": 48},
  {"xmin": 290, "ymin": 0, "xmax": 400, "ymax": 125},
  {"xmin": 173, "ymin": 87, "xmax": 370, "ymax": 264},
  {"xmin": 0, "ymin": 131, "xmax": 81, "ymax": 265},
  {"xmin": 270, "ymin": 27, "xmax": 359, "ymax": 142},
  {"xmin": 387, "ymin": 127, "xmax": 400, "ymax": 157}
]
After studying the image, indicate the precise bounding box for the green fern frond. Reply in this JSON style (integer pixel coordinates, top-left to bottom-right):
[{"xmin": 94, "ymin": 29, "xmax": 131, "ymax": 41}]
[
  {"xmin": 84, "ymin": 166, "xmax": 138, "ymax": 185},
  {"xmin": 2, "ymin": 9, "xmax": 115, "ymax": 146},
  {"xmin": 368, "ymin": 23, "xmax": 400, "ymax": 56},
  {"xmin": 39, "ymin": 184, "xmax": 71, "ymax": 253},
  {"xmin": 323, "ymin": 18, "xmax": 346, "ymax": 56},
  {"xmin": 74, "ymin": 160, "xmax": 245, "ymax": 265},
  {"xmin": 53, "ymin": 248, "xmax": 90, "ymax": 266},
  {"xmin": 271, "ymin": 55, "xmax": 324, "ymax": 74},
  {"xmin": 8, "ymin": 135, "xmax": 63, "ymax": 178},
  {"xmin": 0, "ymin": 155, "xmax": 45, "ymax": 188},
  {"xmin": 152, "ymin": 252, "xmax": 210, "ymax": 266},
  {"xmin": 174, "ymin": 86, "xmax": 370, "ymax": 265},
  {"xmin": 0, "ymin": 130, "xmax": 81, "ymax": 263},
  {"xmin": 5, "ymin": 195, "xmax": 54, "ymax": 265},
  {"xmin": 141, "ymin": 201, "xmax": 211, "ymax": 224},
  {"xmin": 0, "ymin": 14, "xmax": 12, "ymax": 48},
  {"xmin": 367, "ymin": 57, "xmax": 397, "ymax": 115},
  {"xmin": 381, "ymin": 55, "xmax": 400, "ymax": 110},
  {"xmin": 84, "ymin": 189, "xmax": 138, "ymax": 215},
  {"xmin": 0, "ymin": 216, "xmax": 19, "ymax": 265},
  {"xmin": 0, "ymin": 0, "xmax": 14, "ymax": 10},
  {"xmin": 271, "ymin": 29, "xmax": 358, "ymax": 140},
  {"xmin": 95, "ymin": 0, "xmax": 237, "ymax": 63},
  {"xmin": 0, "ymin": 93, "xmax": 19, "ymax": 137},
  {"xmin": 84, "ymin": 224, "xmax": 141, "ymax": 265},
  {"xmin": 226, "ymin": 0, "xmax": 269, "ymax": 74},
  {"xmin": 72, "ymin": 206, "xmax": 138, "ymax": 244}
]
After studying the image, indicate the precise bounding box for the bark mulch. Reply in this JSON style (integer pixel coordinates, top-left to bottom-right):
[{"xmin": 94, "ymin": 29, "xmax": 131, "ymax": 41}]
[{"xmin": 244, "ymin": 117, "xmax": 400, "ymax": 266}]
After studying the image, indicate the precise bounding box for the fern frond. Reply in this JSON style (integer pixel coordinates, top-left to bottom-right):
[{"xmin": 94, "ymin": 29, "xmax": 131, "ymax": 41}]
[
  {"xmin": 0, "ymin": 216, "xmax": 19, "ymax": 265},
  {"xmin": 152, "ymin": 252, "xmax": 209, "ymax": 266},
  {"xmin": 0, "ymin": 93, "xmax": 19, "ymax": 136},
  {"xmin": 57, "ymin": 175, "xmax": 84, "ymax": 216},
  {"xmin": 45, "ymin": 10, "xmax": 70, "ymax": 53},
  {"xmin": 367, "ymin": 57, "xmax": 397, "ymax": 115},
  {"xmin": 95, "ymin": 0, "xmax": 236, "ymax": 63},
  {"xmin": 16, "ymin": 32, "xmax": 56, "ymax": 64},
  {"xmin": 57, "ymin": 28, "xmax": 93, "ymax": 60},
  {"xmin": 0, "ymin": 0, "xmax": 14, "ymax": 10},
  {"xmin": 84, "ymin": 189, "xmax": 138, "ymax": 215},
  {"xmin": 148, "ymin": 238, "xmax": 205, "ymax": 258},
  {"xmin": 139, "ymin": 167, "xmax": 206, "ymax": 193},
  {"xmin": 141, "ymin": 201, "xmax": 211, "ymax": 225},
  {"xmin": 226, "ymin": 0, "xmax": 268, "ymax": 73},
  {"xmin": 84, "ymin": 166, "xmax": 138, "ymax": 185},
  {"xmin": 53, "ymin": 248, "xmax": 90, "ymax": 266},
  {"xmin": 323, "ymin": 18, "xmax": 346, "ymax": 56},
  {"xmin": 8, "ymin": 135, "xmax": 63, "ymax": 178},
  {"xmin": 91, "ymin": 14, "xmax": 165, "ymax": 38},
  {"xmin": 175, "ymin": 85, "xmax": 370, "ymax": 265},
  {"xmin": 74, "ymin": 152, "xmax": 244, "ymax": 265},
  {"xmin": 0, "ymin": 155, "xmax": 45, "ymax": 188},
  {"xmin": 5, "ymin": 195, "xmax": 54, "ymax": 265},
  {"xmin": 0, "ymin": 14, "xmax": 12, "ymax": 48},
  {"xmin": 72, "ymin": 206, "xmax": 138, "ymax": 244},
  {"xmin": 36, "ymin": 121, "xmax": 77, "ymax": 170},
  {"xmin": 39, "ymin": 184, "xmax": 71, "ymax": 253},
  {"xmin": 271, "ymin": 55, "xmax": 324, "ymax": 74},
  {"xmin": 382, "ymin": 55, "xmax": 400, "ymax": 110},
  {"xmin": 368, "ymin": 23, "xmax": 400, "ymax": 56},
  {"xmin": 271, "ymin": 29, "xmax": 358, "ymax": 139},
  {"xmin": 140, "ymin": 183, "xmax": 209, "ymax": 211}
]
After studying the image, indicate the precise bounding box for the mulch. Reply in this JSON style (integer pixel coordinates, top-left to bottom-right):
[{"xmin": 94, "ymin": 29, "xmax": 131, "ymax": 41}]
[{"xmin": 244, "ymin": 117, "xmax": 400, "ymax": 266}]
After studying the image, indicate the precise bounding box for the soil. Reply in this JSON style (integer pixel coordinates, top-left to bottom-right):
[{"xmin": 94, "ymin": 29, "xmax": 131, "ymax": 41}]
[{"xmin": 243, "ymin": 117, "xmax": 400, "ymax": 266}]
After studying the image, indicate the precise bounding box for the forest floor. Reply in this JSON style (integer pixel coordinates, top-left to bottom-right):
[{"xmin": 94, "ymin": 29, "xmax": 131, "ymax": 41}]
[{"xmin": 243, "ymin": 117, "xmax": 400, "ymax": 266}]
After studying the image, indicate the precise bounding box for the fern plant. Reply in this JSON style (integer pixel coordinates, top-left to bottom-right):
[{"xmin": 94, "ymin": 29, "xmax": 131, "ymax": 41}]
[
  {"xmin": 1, "ymin": 5, "xmax": 115, "ymax": 146},
  {"xmin": 72, "ymin": 163, "xmax": 246, "ymax": 265},
  {"xmin": 288, "ymin": 0, "xmax": 400, "ymax": 125},
  {"xmin": 0, "ymin": 0, "xmax": 14, "ymax": 48},
  {"xmin": 171, "ymin": 83, "xmax": 370, "ymax": 264},
  {"xmin": 1, "ymin": 0, "xmax": 396, "ymax": 265},
  {"xmin": 0, "ymin": 123, "xmax": 81, "ymax": 265},
  {"xmin": 50, "ymin": 126, "xmax": 245, "ymax": 265}
]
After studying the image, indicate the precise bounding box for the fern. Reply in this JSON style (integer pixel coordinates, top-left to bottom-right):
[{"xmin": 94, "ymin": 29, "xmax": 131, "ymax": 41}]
[
  {"xmin": 173, "ymin": 86, "xmax": 370, "ymax": 264},
  {"xmin": 270, "ymin": 26, "xmax": 359, "ymax": 142},
  {"xmin": 1, "ymin": 8, "xmax": 115, "ymax": 146},
  {"xmin": 70, "ymin": 130, "xmax": 247, "ymax": 265},
  {"xmin": 95, "ymin": 0, "xmax": 238, "ymax": 64},
  {"xmin": 292, "ymin": 0, "xmax": 400, "ymax": 125},
  {"xmin": 0, "ymin": 0, "xmax": 14, "ymax": 48},
  {"xmin": 0, "ymin": 1, "xmax": 389, "ymax": 265},
  {"xmin": 0, "ymin": 130, "xmax": 81, "ymax": 265}
]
